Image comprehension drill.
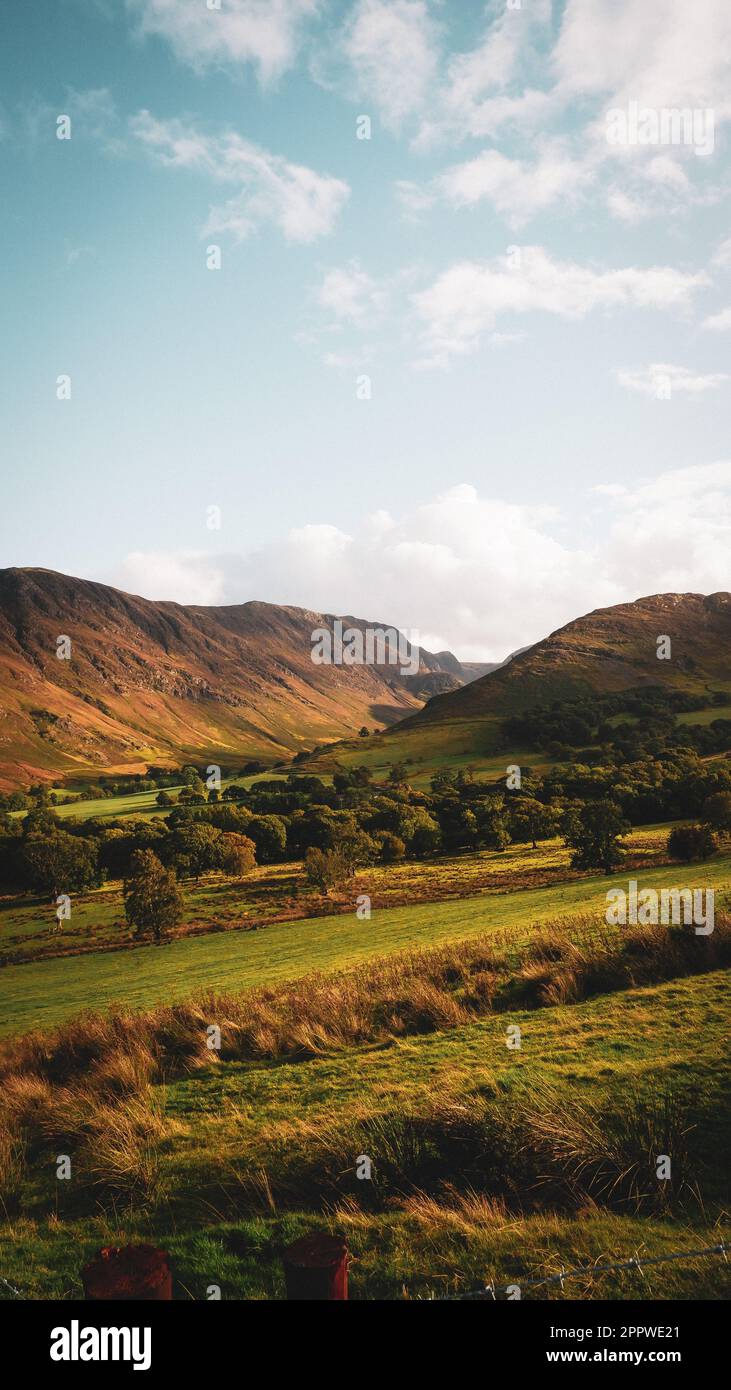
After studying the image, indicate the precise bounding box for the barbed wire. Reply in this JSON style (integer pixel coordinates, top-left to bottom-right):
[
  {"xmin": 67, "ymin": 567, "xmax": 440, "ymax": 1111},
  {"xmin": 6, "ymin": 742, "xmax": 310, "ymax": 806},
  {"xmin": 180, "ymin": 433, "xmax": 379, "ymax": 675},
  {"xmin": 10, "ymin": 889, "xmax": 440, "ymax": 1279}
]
[
  {"xmin": 2, "ymin": 1242, "xmax": 728, "ymax": 1300},
  {"xmin": 438, "ymin": 1240, "xmax": 730, "ymax": 1300}
]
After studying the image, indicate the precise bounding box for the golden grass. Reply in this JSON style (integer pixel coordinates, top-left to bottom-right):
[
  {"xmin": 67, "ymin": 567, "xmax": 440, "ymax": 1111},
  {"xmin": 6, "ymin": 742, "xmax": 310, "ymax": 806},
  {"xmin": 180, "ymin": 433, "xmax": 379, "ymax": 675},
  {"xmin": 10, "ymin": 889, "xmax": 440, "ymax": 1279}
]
[{"xmin": 1, "ymin": 911, "xmax": 728, "ymax": 1214}]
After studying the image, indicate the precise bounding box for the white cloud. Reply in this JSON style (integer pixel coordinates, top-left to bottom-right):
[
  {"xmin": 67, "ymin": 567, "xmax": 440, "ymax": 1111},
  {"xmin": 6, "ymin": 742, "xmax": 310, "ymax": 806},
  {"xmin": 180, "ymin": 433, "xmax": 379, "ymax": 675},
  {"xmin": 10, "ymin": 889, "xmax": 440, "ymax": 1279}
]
[
  {"xmin": 713, "ymin": 236, "xmax": 731, "ymax": 268},
  {"xmin": 130, "ymin": 110, "xmax": 349, "ymax": 242},
  {"xmin": 415, "ymin": 0, "xmax": 553, "ymax": 146},
  {"xmin": 115, "ymin": 465, "xmax": 731, "ymax": 662},
  {"xmin": 339, "ymin": 0, "xmax": 440, "ymax": 131},
  {"xmin": 401, "ymin": 0, "xmax": 730, "ymax": 223},
  {"xmin": 703, "ymin": 306, "xmax": 731, "ymax": 331},
  {"xmin": 553, "ymin": 0, "xmax": 731, "ymax": 117},
  {"xmin": 413, "ymin": 248, "xmax": 708, "ymax": 366},
  {"xmin": 600, "ymin": 460, "xmax": 731, "ymax": 597},
  {"xmin": 126, "ymin": 0, "xmax": 319, "ymax": 82},
  {"xmin": 434, "ymin": 143, "xmax": 591, "ymax": 226},
  {"xmin": 316, "ymin": 262, "xmax": 387, "ymax": 323},
  {"xmin": 605, "ymin": 187, "xmax": 649, "ymax": 223},
  {"xmin": 615, "ymin": 363, "xmax": 729, "ymax": 396},
  {"xmin": 120, "ymin": 551, "xmax": 228, "ymax": 606}
]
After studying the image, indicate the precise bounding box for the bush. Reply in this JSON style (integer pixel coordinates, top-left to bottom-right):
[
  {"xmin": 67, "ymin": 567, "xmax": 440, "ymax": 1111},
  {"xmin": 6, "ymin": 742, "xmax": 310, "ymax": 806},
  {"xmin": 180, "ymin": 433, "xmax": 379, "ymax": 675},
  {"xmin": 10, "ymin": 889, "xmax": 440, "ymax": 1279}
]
[
  {"xmin": 667, "ymin": 823, "xmax": 717, "ymax": 862},
  {"xmin": 380, "ymin": 833, "xmax": 406, "ymax": 863}
]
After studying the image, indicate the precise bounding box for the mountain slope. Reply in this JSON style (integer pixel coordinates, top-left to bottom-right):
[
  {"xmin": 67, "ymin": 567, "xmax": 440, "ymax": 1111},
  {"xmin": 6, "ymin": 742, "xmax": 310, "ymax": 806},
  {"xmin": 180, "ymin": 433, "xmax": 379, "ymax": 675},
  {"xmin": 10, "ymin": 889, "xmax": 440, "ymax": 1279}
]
[
  {"xmin": 389, "ymin": 592, "xmax": 731, "ymax": 737},
  {"xmin": 0, "ymin": 568, "xmax": 478, "ymax": 789}
]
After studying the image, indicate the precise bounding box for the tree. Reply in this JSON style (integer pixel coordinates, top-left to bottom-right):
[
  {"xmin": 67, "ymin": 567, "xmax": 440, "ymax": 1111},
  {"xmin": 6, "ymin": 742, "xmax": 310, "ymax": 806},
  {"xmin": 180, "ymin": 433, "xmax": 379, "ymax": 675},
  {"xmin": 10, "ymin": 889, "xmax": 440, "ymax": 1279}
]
[
  {"xmin": 509, "ymin": 798, "xmax": 557, "ymax": 849},
  {"xmin": 562, "ymin": 800, "xmax": 629, "ymax": 873},
  {"xmin": 304, "ymin": 846, "xmax": 348, "ymax": 895},
  {"xmin": 335, "ymin": 828, "xmax": 380, "ymax": 875},
  {"xmin": 220, "ymin": 832, "xmax": 256, "ymax": 877},
  {"xmin": 124, "ymin": 849, "xmax": 183, "ymax": 941},
  {"xmin": 701, "ymin": 792, "xmax": 731, "ymax": 835},
  {"xmin": 0, "ymin": 811, "xmax": 20, "ymax": 837},
  {"xmin": 164, "ymin": 823, "xmax": 225, "ymax": 879},
  {"xmin": 379, "ymin": 832, "xmax": 406, "ymax": 863},
  {"xmin": 156, "ymin": 790, "xmax": 173, "ymax": 807},
  {"xmin": 667, "ymin": 823, "xmax": 717, "ymax": 863},
  {"xmin": 476, "ymin": 798, "xmax": 511, "ymax": 851},
  {"xmin": 21, "ymin": 831, "xmax": 99, "ymax": 898},
  {"xmin": 179, "ymin": 784, "xmax": 206, "ymax": 805},
  {"xmin": 435, "ymin": 799, "xmax": 478, "ymax": 852},
  {"xmin": 247, "ymin": 814, "xmax": 288, "ymax": 863},
  {"xmin": 21, "ymin": 807, "xmax": 59, "ymax": 839},
  {"xmin": 358, "ymin": 726, "xmax": 370, "ymax": 737},
  {"xmin": 408, "ymin": 810, "xmax": 442, "ymax": 857}
]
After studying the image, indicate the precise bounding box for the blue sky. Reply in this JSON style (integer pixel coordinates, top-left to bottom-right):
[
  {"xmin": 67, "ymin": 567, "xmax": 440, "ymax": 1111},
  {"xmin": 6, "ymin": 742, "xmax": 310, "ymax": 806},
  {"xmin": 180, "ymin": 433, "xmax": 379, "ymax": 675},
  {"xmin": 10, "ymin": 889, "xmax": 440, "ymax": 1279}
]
[{"xmin": 1, "ymin": 0, "xmax": 730, "ymax": 659}]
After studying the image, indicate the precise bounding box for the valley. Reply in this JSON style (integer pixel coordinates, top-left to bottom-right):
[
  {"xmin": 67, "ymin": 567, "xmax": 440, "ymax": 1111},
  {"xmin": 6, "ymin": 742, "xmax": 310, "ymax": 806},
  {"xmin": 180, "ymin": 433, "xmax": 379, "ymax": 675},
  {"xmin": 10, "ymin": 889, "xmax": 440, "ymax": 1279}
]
[{"xmin": 1, "ymin": 578, "xmax": 730, "ymax": 1302}]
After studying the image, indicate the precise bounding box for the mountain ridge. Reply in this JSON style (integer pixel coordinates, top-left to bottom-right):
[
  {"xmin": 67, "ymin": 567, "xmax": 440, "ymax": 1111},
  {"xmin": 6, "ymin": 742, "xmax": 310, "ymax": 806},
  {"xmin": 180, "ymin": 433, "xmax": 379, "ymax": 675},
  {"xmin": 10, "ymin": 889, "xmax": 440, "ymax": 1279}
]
[{"xmin": 0, "ymin": 567, "xmax": 482, "ymax": 789}]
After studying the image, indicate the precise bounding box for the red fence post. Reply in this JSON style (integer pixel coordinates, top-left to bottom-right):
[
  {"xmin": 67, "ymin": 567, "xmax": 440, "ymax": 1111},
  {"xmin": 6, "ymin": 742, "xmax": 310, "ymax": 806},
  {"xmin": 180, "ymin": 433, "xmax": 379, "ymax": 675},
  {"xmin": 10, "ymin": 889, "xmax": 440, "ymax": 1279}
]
[
  {"xmin": 81, "ymin": 1244, "xmax": 173, "ymax": 1301},
  {"xmin": 283, "ymin": 1233, "xmax": 349, "ymax": 1300}
]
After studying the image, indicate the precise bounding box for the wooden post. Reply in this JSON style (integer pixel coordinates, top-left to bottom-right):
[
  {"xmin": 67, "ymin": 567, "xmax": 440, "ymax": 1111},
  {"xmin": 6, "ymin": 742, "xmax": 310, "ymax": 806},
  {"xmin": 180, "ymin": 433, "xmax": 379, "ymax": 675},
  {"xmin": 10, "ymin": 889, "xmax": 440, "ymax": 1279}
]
[
  {"xmin": 283, "ymin": 1233, "xmax": 349, "ymax": 1301},
  {"xmin": 81, "ymin": 1244, "xmax": 173, "ymax": 1301}
]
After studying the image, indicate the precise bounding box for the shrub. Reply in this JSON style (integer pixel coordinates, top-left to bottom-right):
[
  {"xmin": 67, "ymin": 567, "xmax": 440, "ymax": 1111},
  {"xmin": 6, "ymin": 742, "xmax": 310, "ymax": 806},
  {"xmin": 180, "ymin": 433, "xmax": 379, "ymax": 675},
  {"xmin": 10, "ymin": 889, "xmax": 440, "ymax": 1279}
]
[
  {"xmin": 667, "ymin": 823, "xmax": 717, "ymax": 862},
  {"xmin": 380, "ymin": 833, "xmax": 406, "ymax": 863}
]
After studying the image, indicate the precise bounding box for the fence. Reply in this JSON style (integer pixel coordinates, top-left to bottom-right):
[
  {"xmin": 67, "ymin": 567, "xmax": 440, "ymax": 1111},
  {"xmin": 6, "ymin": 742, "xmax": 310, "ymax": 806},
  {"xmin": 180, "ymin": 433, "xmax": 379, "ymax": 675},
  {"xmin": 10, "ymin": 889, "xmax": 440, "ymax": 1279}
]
[
  {"xmin": 438, "ymin": 1241, "xmax": 730, "ymax": 1300},
  {"xmin": 1, "ymin": 1238, "xmax": 728, "ymax": 1301}
]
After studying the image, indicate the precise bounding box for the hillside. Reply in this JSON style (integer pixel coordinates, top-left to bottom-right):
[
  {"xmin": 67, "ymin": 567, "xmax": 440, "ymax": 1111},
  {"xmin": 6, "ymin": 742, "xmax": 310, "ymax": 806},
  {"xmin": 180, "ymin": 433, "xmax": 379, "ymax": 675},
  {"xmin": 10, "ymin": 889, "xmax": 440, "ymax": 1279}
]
[
  {"xmin": 392, "ymin": 591, "xmax": 731, "ymax": 727},
  {"xmin": 309, "ymin": 592, "xmax": 731, "ymax": 781},
  {"xmin": 0, "ymin": 568, "xmax": 479, "ymax": 790}
]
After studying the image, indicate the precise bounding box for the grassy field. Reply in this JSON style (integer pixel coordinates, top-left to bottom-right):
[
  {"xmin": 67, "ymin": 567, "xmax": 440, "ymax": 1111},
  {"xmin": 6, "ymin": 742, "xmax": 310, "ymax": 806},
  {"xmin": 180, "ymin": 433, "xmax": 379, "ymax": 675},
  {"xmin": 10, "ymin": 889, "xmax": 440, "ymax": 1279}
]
[
  {"xmin": 2, "ymin": 846, "xmax": 730, "ymax": 1038},
  {"xmin": 306, "ymin": 716, "xmax": 545, "ymax": 785},
  {"xmin": 1, "ymin": 965, "xmax": 728, "ymax": 1300},
  {"xmin": 0, "ymin": 823, "xmax": 676, "ymax": 968},
  {"xmin": 24, "ymin": 773, "xmax": 296, "ymax": 823},
  {"xmin": 1, "ymin": 801, "xmax": 729, "ymax": 1303}
]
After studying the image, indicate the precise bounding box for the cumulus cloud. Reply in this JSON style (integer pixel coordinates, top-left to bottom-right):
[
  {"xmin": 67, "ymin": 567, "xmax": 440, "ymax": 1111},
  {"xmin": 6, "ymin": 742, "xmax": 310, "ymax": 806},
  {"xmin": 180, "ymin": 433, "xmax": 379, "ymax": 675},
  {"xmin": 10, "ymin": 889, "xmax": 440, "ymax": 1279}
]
[
  {"xmin": 415, "ymin": 0, "xmax": 553, "ymax": 146},
  {"xmin": 316, "ymin": 262, "xmax": 388, "ymax": 323},
  {"xmin": 126, "ymin": 0, "xmax": 320, "ymax": 83},
  {"xmin": 713, "ymin": 237, "xmax": 731, "ymax": 268},
  {"xmin": 703, "ymin": 306, "xmax": 731, "ymax": 331},
  {"xmin": 599, "ymin": 460, "xmax": 731, "ymax": 597},
  {"xmin": 396, "ymin": 0, "xmax": 730, "ymax": 225},
  {"xmin": 121, "ymin": 551, "xmax": 229, "ymax": 607},
  {"xmin": 413, "ymin": 248, "xmax": 708, "ymax": 366},
  {"xmin": 130, "ymin": 110, "xmax": 349, "ymax": 242},
  {"xmin": 553, "ymin": 0, "xmax": 731, "ymax": 117},
  {"xmin": 428, "ymin": 142, "xmax": 592, "ymax": 226},
  {"xmin": 615, "ymin": 363, "xmax": 729, "ymax": 396},
  {"xmin": 115, "ymin": 466, "xmax": 731, "ymax": 662},
  {"xmin": 339, "ymin": 0, "xmax": 440, "ymax": 131}
]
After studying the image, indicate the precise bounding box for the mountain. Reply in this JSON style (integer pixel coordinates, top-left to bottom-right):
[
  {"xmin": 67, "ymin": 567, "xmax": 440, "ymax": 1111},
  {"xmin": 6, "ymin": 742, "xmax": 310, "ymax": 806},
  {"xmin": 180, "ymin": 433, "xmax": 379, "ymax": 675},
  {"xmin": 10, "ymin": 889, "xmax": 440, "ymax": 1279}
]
[
  {"xmin": 0, "ymin": 568, "xmax": 482, "ymax": 790},
  {"xmin": 378, "ymin": 591, "xmax": 731, "ymax": 748}
]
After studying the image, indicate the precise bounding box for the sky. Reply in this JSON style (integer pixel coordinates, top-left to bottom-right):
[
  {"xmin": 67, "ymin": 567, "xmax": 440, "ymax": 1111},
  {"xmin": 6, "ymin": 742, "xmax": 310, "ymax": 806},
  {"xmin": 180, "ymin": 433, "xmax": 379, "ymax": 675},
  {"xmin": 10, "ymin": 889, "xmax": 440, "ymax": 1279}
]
[{"xmin": 0, "ymin": 0, "xmax": 730, "ymax": 661}]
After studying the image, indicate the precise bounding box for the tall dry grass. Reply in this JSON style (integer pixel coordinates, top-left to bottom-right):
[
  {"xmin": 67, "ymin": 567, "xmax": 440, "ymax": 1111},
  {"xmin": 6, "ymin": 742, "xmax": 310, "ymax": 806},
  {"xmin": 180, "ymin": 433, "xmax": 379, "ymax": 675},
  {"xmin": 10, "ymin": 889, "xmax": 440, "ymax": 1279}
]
[
  {"xmin": 241, "ymin": 1080, "xmax": 699, "ymax": 1217},
  {"xmin": 1, "ymin": 911, "xmax": 727, "ymax": 1212}
]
